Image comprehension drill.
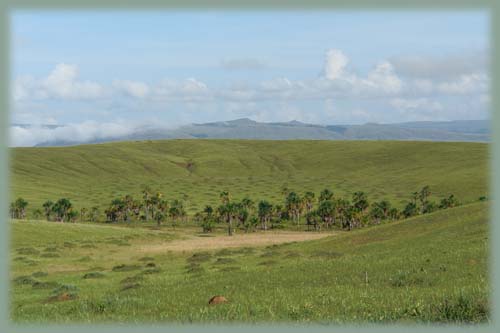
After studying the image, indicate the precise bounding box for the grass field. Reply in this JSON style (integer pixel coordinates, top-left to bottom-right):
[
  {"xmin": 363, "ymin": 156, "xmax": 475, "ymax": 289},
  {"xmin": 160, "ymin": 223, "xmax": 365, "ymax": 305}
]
[
  {"xmin": 9, "ymin": 139, "xmax": 490, "ymax": 324},
  {"xmin": 10, "ymin": 202, "xmax": 489, "ymax": 323},
  {"xmin": 10, "ymin": 140, "xmax": 489, "ymax": 216}
]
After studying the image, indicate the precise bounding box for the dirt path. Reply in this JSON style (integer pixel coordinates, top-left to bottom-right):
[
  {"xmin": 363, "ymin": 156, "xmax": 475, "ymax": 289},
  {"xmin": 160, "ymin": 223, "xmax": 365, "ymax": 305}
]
[{"xmin": 138, "ymin": 231, "xmax": 334, "ymax": 253}]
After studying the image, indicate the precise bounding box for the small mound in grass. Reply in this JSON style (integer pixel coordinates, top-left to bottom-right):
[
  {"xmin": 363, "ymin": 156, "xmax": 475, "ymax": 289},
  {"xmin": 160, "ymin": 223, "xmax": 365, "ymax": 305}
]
[
  {"xmin": 138, "ymin": 256, "xmax": 154, "ymax": 262},
  {"xmin": 47, "ymin": 292, "xmax": 78, "ymax": 302},
  {"xmin": 83, "ymin": 272, "xmax": 105, "ymax": 279},
  {"xmin": 214, "ymin": 257, "xmax": 237, "ymax": 265},
  {"xmin": 186, "ymin": 263, "xmax": 204, "ymax": 274},
  {"xmin": 311, "ymin": 251, "xmax": 343, "ymax": 259},
  {"xmin": 145, "ymin": 262, "xmax": 156, "ymax": 268},
  {"xmin": 52, "ymin": 284, "xmax": 78, "ymax": 294},
  {"xmin": 284, "ymin": 251, "xmax": 301, "ymax": 258},
  {"xmin": 260, "ymin": 251, "xmax": 279, "ymax": 258},
  {"xmin": 31, "ymin": 271, "xmax": 48, "ymax": 278},
  {"xmin": 120, "ymin": 275, "xmax": 143, "ymax": 284},
  {"xmin": 258, "ymin": 260, "xmax": 278, "ymax": 266},
  {"xmin": 141, "ymin": 267, "xmax": 161, "ymax": 275},
  {"xmin": 63, "ymin": 242, "xmax": 76, "ymax": 248},
  {"xmin": 218, "ymin": 266, "xmax": 241, "ymax": 272},
  {"xmin": 16, "ymin": 247, "xmax": 40, "ymax": 256},
  {"xmin": 208, "ymin": 295, "xmax": 228, "ymax": 305},
  {"xmin": 112, "ymin": 264, "xmax": 142, "ymax": 272},
  {"xmin": 88, "ymin": 266, "xmax": 105, "ymax": 271},
  {"xmin": 40, "ymin": 253, "xmax": 60, "ymax": 258},
  {"xmin": 43, "ymin": 247, "xmax": 58, "ymax": 252},
  {"xmin": 187, "ymin": 252, "xmax": 212, "ymax": 263},
  {"xmin": 12, "ymin": 275, "xmax": 36, "ymax": 285},
  {"xmin": 120, "ymin": 283, "xmax": 141, "ymax": 291},
  {"xmin": 32, "ymin": 281, "xmax": 60, "ymax": 289}
]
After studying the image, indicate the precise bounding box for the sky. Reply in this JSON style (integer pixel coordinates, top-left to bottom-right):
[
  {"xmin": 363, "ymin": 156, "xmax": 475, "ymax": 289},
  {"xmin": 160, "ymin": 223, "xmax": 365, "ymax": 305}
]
[{"xmin": 10, "ymin": 10, "xmax": 490, "ymax": 146}]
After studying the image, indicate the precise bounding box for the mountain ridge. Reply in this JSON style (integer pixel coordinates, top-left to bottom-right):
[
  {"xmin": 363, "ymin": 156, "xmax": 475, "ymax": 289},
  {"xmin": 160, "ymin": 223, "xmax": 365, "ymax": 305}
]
[{"xmin": 10, "ymin": 118, "xmax": 490, "ymax": 147}]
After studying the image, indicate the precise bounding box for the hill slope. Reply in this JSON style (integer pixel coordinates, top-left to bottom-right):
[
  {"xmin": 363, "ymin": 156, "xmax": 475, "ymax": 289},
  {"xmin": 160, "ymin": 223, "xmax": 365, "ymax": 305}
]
[
  {"xmin": 10, "ymin": 202, "xmax": 489, "ymax": 323},
  {"xmin": 10, "ymin": 140, "xmax": 489, "ymax": 215}
]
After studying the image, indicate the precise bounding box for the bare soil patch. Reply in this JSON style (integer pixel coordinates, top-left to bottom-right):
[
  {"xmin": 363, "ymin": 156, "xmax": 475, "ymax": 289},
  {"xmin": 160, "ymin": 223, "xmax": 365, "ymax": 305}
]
[{"xmin": 138, "ymin": 231, "xmax": 333, "ymax": 253}]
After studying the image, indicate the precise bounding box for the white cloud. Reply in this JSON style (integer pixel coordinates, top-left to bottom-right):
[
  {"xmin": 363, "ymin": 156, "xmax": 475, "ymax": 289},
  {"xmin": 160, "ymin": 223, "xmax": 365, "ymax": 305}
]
[
  {"xmin": 324, "ymin": 49, "xmax": 349, "ymax": 80},
  {"xmin": 152, "ymin": 78, "xmax": 210, "ymax": 101},
  {"xmin": 322, "ymin": 50, "xmax": 402, "ymax": 96},
  {"xmin": 14, "ymin": 63, "xmax": 105, "ymax": 101},
  {"xmin": 436, "ymin": 73, "xmax": 488, "ymax": 95},
  {"xmin": 113, "ymin": 80, "xmax": 150, "ymax": 98},
  {"xmin": 9, "ymin": 121, "xmax": 137, "ymax": 147},
  {"xmin": 363, "ymin": 61, "xmax": 402, "ymax": 94}
]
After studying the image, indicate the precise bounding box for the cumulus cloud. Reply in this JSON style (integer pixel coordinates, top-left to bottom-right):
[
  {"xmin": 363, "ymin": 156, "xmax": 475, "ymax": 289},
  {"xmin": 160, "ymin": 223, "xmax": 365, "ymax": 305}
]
[
  {"xmin": 113, "ymin": 80, "xmax": 150, "ymax": 98},
  {"xmin": 324, "ymin": 49, "xmax": 349, "ymax": 80},
  {"xmin": 436, "ymin": 73, "xmax": 488, "ymax": 95},
  {"xmin": 322, "ymin": 49, "xmax": 403, "ymax": 96},
  {"xmin": 152, "ymin": 78, "xmax": 211, "ymax": 101},
  {"xmin": 14, "ymin": 63, "xmax": 105, "ymax": 101},
  {"xmin": 10, "ymin": 48, "xmax": 490, "ymax": 132}
]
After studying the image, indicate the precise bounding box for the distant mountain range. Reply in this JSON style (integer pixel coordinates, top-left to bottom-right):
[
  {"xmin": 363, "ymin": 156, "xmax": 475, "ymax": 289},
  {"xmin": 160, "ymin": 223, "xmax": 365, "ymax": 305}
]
[{"xmin": 13, "ymin": 118, "xmax": 490, "ymax": 147}]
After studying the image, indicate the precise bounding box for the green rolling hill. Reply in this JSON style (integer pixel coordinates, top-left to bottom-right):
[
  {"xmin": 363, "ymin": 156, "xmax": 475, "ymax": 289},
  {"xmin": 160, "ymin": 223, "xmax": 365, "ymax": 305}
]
[{"xmin": 10, "ymin": 140, "xmax": 488, "ymax": 216}]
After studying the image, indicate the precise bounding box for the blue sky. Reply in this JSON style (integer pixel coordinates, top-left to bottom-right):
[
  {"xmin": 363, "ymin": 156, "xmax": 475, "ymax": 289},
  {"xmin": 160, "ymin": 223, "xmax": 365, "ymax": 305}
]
[{"xmin": 10, "ymin": 10, "xmax": 490, "ymax": 146}]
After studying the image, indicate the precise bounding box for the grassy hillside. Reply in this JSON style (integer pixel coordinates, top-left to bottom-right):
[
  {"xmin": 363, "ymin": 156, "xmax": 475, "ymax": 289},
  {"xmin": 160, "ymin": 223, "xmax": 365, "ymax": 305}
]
[
  {"xmin": 10, "ymin": 140, "xmax": 489, "ymax": 215},
  {"xmin": 10, "ymin": 202, "xmax": 489, "ymax": 323}
]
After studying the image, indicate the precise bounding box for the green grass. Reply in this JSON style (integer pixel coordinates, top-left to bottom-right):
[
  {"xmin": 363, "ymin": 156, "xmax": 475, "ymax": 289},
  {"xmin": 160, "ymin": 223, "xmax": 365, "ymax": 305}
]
[
  {"xmin": 9, "ymin": 139, "xmax": 490, "ymax": 324},
  {"xmin": 10, "ymin": 202, "xmax": 489, "ymax": 323},
  {"xmin": 10, "ymin": 140, "xmax": 489, "ymax": 215}
]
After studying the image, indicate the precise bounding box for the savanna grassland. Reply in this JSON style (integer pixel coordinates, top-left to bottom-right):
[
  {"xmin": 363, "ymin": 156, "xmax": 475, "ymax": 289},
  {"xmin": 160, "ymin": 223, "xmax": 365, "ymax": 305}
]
[
  {"xmin": 10, "ymin": 140, "xmax": 488, "ymax": 214},
  {"xmin": 9, "ymin": 140, "xmax": 490, "ymax": 324}
]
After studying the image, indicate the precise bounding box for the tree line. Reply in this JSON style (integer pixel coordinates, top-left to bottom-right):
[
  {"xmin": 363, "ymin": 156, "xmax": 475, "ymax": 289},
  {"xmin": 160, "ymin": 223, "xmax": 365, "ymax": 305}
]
[{"xmin": 10, "ymin": 185, "xmax": 477, "ymax": 236}]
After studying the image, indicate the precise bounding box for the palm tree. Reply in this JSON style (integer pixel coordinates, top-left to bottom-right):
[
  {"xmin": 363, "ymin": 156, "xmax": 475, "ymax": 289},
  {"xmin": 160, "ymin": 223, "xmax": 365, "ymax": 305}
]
[
  {"xmin": 219, "ymin": 191, "xmax": 231, "ymax": 205},
  {"xmin": 141, "ymin": 186, "xmax": 153, "ymax": 221},
  {"xmin": 32, "ymin": 208, "xmax": 42, "ymax": 220},
  {"xmin": 419, "ymin": 186, "xmax": 431, "ymax": 213},
  {"xmin": 403, "ymin": 202, "xmax": 418, "ymax": 218},
  {"xmin": 169, "ymin": 199, "xmax": 184, "ymax": 228},
  {"xmin": 80, "ymin": 207, "xmax": 88, "ymax": 222},
  {"xmin": 258, "ymin": 200, "xmax": 273, "ymax": 231},
  {"xmin": 303, "ymin": 191, "xmax": 315, "ymax": 214},
  {"xmin": 52, "ymin": 198, "xmax": 72, "ymax": 222},
  {"xmin": 225, "ymin": 202, "xmax": 240, "ymax": 236},
  {"xmin": 241, "ymin": 197, "xmax": 255, "ymax": 214},
  {"xmin": 89, "ymin": 206, "xmax": 100, "ymax": 222},
  {"xmin": 154, "ymin": 211, "xmax": 165, "ymax": 227},
  {"xmin": 122, "ymin": 195, "xmax": 135, "ymax": 223},
  {"xmin": 352, "ymin": 191, "xmax": 369, "ymax": 212},
  {"xmin": 42, "ymin": 200, "xmax": 54, "ymax": 221},
  {"xmin": 285, "ymin": 192, "xmax": 302, "ymax": 226},
  {"xmin": 10, "ymin": 197, "xmax": 29, "ymax": 219},
  {"xmin": 317, "ymin": 199, "xmax": 335, "ymax": 228},
  {"xmin": 319, "ymin": 189, "xmax": 333, "ymax": 202}
]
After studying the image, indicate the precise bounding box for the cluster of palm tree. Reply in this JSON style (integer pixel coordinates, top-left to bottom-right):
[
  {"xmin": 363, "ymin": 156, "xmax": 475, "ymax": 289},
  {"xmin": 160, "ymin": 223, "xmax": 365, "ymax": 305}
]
[
  {"xmin": 9, "ymin": 197, "xmax": 28, "ymax": 219},
  {"xmin": 104, "ymin": 186, "xmax": 186, "ymax": 226},
  {"xmin": 193, "ymin": 191, "xmax": 284, "ymax": 236},
  {"xmin": 193, "ymin": 185, "xmax": 463, "ymax": 235},
  {"xmin": 41, "ymin": 198, "xmax": 78, "ymax": 222},
  {"xmin": 10, "ymin": 185, "xmax": 468, "ymax": 231}
]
